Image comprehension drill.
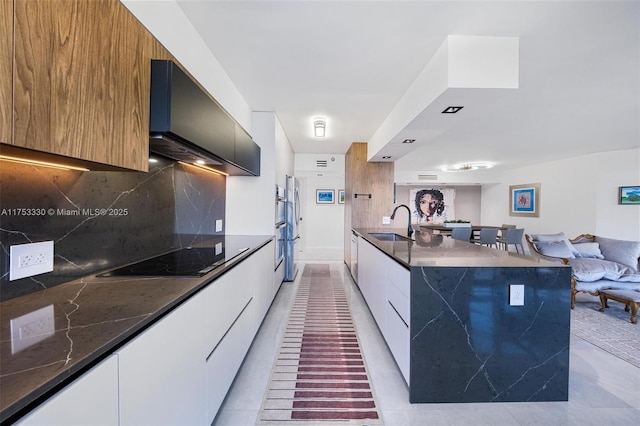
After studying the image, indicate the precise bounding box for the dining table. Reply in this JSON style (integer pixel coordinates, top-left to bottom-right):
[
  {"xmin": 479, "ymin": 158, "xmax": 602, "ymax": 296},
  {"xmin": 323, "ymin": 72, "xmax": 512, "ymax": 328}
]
[{"xmin": 418, "ymin": 224, "xmax": 512, "ymax": 246}]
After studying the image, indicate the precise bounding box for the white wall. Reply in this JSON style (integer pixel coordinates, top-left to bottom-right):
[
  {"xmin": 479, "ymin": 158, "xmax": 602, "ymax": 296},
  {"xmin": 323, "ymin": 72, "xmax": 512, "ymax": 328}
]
[
  {"xmin": 294, "ymin": 154, "xmax": 345, "ymax": 260},
  {"xmin": 480, "ymin": 148, "xmax": 640, "ymax": 241}
]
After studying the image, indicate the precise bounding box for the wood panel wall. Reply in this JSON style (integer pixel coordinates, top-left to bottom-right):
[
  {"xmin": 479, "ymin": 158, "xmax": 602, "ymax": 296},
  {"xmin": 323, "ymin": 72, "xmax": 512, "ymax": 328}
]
[
  {"xmin": 344, "ymin": 142, "xmax": 394, "ymax": 266},
  {"xmin": 0, "ymin": 0, "xmax": 12, "ymax": 145}
]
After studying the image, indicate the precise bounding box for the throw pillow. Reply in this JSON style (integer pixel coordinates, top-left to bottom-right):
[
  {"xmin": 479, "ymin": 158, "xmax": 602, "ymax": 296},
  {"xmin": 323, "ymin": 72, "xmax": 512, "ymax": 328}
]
[
  {"xmin": 569, "ymin": 258, "xmax": 640, "ymax": 282},
  {"xmin": 596, "ymin": 236, "xmax": 640, "ymax": 271},
  {"xmin": 534, "ymin": 241, "xmax": 576, "ymax": 259},
  {"xmin": 530, "ymin": 232, "xmax": 579, "ymax": 257},
  {"xmin": 572, "ymin": 242, "xmax": 604, "ymax": 259}
]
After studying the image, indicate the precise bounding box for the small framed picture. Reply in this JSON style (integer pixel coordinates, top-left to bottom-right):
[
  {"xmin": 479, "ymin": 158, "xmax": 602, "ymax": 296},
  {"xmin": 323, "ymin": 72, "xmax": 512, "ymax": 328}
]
[
  {"xmin": 338, "ymin": 189, "xmax": 345, "ymax": 204},
  {"xmin": 509, "ymin": 183, "xmax": 540, "ymax": 217},
  {"xmin": 619, "ymin": 186, "xmax": 640, "ymax": 204},
  {"xmin": 316, "ymin": 189, "xmax": 335, "ymax": 204}
]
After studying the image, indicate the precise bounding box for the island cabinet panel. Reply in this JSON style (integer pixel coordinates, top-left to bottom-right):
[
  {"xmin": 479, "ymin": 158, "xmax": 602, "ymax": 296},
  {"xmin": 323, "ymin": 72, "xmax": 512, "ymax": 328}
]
[
  {"xmin": 117, "ymin": 294, "xmax": 207, "ymax": 426},
  {"xmin": 12, "ymin": 0, "xmax": 165, "ymax": 171},
  {"xmin": 358, "ymin": 238, "xmax": 410, "ymax": 383},
  {"xmin": 16, "ymin": 356, "xmax": 119, "ymax": 426},
  {"xmin": 357, "ymin": 238, "xmax": 388, "ymax": 332},
  {"xmin": 0, "ymin": 0, "xmax": 11, "ymax": 145}
]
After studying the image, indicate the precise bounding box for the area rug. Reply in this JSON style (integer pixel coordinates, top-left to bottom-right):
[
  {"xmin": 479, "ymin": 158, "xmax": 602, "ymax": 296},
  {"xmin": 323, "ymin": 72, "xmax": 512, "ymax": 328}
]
[
  {"xmin": 571, "ymin": 300, "xmax": 640, "ymax": 368},
  {"xmin": 257, "ymin": 264, "xmax": 382, "ymax": 425}
]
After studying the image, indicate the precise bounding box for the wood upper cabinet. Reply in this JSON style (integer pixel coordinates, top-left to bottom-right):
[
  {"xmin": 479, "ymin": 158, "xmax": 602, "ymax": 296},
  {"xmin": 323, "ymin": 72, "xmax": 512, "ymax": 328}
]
[
  {"xmin": 12, "ymin": 0, "xmax": 172, "ymax": 171},
  {"xmin": 0, "ymin": 0, "xmax": 12, "ymax": 145}
]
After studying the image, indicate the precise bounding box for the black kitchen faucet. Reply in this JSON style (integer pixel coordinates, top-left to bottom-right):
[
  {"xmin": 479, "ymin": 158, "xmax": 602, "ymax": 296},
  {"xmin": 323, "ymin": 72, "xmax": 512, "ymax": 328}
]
[{"xmin": 390, "ymin": 204, "xmax": 413, "ymax": 238}]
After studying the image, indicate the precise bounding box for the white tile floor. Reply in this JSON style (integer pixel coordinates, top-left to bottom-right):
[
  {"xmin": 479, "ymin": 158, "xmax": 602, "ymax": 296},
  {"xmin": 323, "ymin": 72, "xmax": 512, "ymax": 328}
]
[{"xmin": 215, "ymin": 262, "xmax": 640, "ymax": 425}]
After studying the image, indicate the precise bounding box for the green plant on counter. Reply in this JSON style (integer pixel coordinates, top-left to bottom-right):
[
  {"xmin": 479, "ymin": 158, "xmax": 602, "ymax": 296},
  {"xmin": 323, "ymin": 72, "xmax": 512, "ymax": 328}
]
[{"xmin": 444, "ymin": 219, "xmax": 470, "ymax": 223}]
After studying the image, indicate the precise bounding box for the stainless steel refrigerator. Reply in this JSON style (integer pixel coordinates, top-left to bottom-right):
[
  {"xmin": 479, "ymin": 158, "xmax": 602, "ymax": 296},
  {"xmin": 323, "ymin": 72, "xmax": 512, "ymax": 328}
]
[{"xmin": 284, "ymin": 175, "xmax": 301, "ymax": 281}]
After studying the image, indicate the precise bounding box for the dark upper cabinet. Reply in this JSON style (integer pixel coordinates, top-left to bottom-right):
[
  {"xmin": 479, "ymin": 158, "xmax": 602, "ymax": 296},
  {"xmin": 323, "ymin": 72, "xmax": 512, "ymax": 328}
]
[
  {"xmin": 150, "ymin": 60, "xmax": 260, "ymax": 176},
  {"xmin": 234, "ymin": 123, "xmax": 261, "ymax": 176}
]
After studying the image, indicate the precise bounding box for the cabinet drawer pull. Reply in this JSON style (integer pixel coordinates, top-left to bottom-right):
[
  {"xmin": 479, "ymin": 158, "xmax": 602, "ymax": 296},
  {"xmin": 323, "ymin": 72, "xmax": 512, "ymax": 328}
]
[
  {"xmin": 206, "ymin": 297, "xmax": 253, "ymax": 361},
  {"xmin": 388, "ymin": 300, "xmax": 408, "ymax": 328}
]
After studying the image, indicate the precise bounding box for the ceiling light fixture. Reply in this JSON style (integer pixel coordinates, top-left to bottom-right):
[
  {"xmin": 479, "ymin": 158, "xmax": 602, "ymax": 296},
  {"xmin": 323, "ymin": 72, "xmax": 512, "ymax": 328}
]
[
  {"xmin": 382, "ymin": 156, "xmax": 392, "ymax": 159},
  {"xmin": 442, "ymin": 106, "xmax": 464, "ymax": 114},
  {"xmin": 313, "ymin": 117, "xmax": 326, "ymax": 138},
  {"xmin": 441, "ymin": 162, "xmax": 492, "ymax": 172}
]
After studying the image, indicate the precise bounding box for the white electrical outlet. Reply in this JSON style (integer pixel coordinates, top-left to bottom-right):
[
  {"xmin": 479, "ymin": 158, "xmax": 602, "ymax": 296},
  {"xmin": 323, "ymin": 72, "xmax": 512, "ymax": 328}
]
[
  {"xmin": 509, "ymin": 284, "xmax": 525, "ymax": 306},
  {"xmin": 10, "ymin": 241, "xmax": 54, "ymax": 281},
  {"xmin": 10, "ymin": 305, "xmax": 55, "ymax": 354},
  {"xmin": 215, "ymin": 219, "xmax": 223, "ymax": 232},
  {"xmin": 382, "ymin": 216, "xmax": 391, "ymax": 225}
]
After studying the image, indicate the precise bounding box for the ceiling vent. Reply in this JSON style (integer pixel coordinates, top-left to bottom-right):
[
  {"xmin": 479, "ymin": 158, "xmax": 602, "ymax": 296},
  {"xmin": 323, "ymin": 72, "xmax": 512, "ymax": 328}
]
[
  {"xmin": 418, "ymin": 174, "xmax": 438, "ymax": 181},
  {"xmin": 316, "ymin": 160, "xmax": 328, "ymax": 168}
]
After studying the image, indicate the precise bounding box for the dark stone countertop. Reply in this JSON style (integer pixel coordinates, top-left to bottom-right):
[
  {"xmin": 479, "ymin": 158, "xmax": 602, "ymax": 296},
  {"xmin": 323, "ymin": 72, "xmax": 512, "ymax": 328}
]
[
  {"xmin": 354, "ymin": 228, "xmax": 566, "ymax": 268},
  {"xmin": 0, "ymin": 235, "xmax": 273, "ymax": 423}
]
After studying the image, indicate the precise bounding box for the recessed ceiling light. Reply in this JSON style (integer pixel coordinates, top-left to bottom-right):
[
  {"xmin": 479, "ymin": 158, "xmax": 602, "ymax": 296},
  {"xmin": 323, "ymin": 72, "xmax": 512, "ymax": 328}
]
[
  {"xmin": 442, "ymin": 106, "xmax": 464, "ymax": 114},
  {"xmin": 441, "ymin": 162, "xmax": 492, "ymax": 172},
  {"xmin": 402, "ymin": 139, "xmax": 416, "ymax": 144}
]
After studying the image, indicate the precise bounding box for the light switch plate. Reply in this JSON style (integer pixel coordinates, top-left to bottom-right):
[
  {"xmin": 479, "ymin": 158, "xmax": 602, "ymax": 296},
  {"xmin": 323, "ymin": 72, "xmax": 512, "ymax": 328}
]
[
  {"xmin": 382, "ymin": 216, "xmax": 391, "ymax": 225},
  {"xmin": 10, "ymin": 241, "xmax": 54, "ymax": 280},
  {"xmin": 509, "ymin": 284, "xmax": 525, "ymax": 306},
  {"xmin": 215, "ymin": 219, "xmax": 223, "ymax": 232}
]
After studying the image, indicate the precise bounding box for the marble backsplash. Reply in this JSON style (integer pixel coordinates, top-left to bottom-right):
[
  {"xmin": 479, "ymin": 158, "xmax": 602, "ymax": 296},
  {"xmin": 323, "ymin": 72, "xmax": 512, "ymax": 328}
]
[{"xmin": 0, "ymin": 157, "xmax": 226, "ymax": 301}]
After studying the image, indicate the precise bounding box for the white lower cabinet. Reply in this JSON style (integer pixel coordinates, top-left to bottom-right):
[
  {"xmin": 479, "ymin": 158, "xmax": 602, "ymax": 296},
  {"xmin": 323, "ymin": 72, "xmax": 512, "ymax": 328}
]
[
  {"xmin": 17, "ymin": 355, "xmax": 119, "ymax": 426},
  {"xmin": 358, "ymin": 238, "xmax": 411, "ymax": 385},
  {"xmin": 204, "ymin": 240, "xmax": 274, "ymax": 423},
  {"xmin": 117, "ymin": 293, "xmax": 207, "ymax": 426},
  {"xmin": 205, "ymin": 296, "xmax": 255, "ymax": 422}
]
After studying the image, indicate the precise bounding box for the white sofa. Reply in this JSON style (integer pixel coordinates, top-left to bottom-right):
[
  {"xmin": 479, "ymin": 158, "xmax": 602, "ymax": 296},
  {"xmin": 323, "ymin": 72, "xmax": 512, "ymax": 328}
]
[{"xmin": 525, "ymin": 233, "xmax": 640, "ymax": 308}]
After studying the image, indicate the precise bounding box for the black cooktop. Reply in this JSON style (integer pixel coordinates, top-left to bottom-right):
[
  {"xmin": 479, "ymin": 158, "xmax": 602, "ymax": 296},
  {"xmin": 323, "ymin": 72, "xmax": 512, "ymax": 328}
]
[{"xmin": 99, "ymin": 246, "xmax": 229, "ymax": 277}]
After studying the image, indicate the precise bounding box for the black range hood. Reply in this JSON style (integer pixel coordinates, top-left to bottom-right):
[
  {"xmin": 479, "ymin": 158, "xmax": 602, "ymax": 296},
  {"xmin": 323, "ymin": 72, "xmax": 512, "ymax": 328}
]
[{"xmin": 149, "ymin": 60, "xmax": 260, "ymax": 176}]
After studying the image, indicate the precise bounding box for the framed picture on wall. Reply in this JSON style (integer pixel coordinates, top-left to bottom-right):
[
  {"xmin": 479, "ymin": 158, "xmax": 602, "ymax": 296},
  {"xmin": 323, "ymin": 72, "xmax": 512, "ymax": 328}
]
[
  {"xmin": 316, "ymin": 189, "xmax": 335, "ymax": 204},
  {"xmin": 619, "ymin": 186, "xmax": 640, "ymax": 204},
  {"xmin": 509, "ymin": 183, "xmax": 540, "ymax": 217},
  {"xmin": 338, "ymin": 189, "xmax": 345, "ymax": 204}
]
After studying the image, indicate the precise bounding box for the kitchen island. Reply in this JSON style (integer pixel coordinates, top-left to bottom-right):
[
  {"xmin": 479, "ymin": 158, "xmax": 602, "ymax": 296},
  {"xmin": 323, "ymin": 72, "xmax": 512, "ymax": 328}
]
[
  {"xmin": 353, "ymin": 228, "xmax": 571, "ymax": 404},
  {"xmin": 0, "ymin": 235, "xmax": 274, "ymax": 424}
]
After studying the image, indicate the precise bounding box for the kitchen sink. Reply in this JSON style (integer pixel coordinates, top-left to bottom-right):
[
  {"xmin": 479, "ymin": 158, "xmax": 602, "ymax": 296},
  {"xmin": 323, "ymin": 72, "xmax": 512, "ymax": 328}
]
[{"xmin": 368, "ymin": 232, "xmax": 413, "ymax": 242}]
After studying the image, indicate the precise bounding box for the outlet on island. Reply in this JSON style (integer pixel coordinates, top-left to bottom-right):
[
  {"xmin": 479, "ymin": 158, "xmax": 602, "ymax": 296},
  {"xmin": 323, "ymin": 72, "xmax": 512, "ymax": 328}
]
[{"xmin": 509, "ymin": 284, "xmax": 525, "ymax": 306}]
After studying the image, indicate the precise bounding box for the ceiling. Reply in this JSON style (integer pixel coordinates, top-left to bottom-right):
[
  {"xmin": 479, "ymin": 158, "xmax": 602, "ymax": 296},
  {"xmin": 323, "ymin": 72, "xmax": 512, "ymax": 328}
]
[{"xmin": 176, "ymin": 0, "xmax": 639, "ymax": 172}]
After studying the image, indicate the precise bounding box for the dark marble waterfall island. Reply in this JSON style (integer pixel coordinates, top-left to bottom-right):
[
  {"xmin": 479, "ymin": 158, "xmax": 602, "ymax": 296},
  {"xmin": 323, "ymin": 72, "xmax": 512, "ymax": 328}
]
[{"xmin": 354, "ymin": 228, "xmax": 572, "ymax": 404}]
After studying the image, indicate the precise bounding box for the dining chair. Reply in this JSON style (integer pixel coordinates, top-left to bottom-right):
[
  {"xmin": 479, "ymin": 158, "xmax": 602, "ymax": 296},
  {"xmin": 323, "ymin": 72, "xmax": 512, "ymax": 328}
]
[
  {"xmin": 451, "ymin": 227, "xmax": 472, "ymax": 242},
  {"xmin": 498, "ymin": 228, "xmax": 525, "ymax": 253},
  {"xmin": 473, "ymin": 228, "xmax": 499, "ymax": 248}
]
